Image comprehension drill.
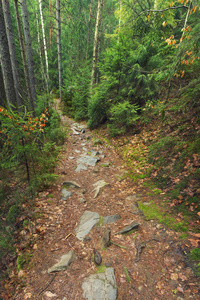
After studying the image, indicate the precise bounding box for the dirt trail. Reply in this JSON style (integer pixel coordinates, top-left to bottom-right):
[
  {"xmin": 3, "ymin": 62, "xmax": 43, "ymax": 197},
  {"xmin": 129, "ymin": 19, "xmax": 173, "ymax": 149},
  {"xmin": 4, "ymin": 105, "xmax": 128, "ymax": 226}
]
[{"xmin": 14, "ymin": 111, "xmax": 199, "ymax": 300}]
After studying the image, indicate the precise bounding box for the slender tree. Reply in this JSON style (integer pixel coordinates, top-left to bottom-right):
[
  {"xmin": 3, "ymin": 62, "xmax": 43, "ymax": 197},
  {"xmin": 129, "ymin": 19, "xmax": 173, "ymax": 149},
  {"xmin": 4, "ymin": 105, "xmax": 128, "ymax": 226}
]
[
  {"xmin": 21, "ymin": 0, "xmax": 36, "ymax": 110},
  {"xmin": 91, "ymin": 0, "xmax": 104, "ymax": 91},
  {"xmin": 56, "ymin": 0, "xmax": 62, "ymax": 99},
  {"xmin": 39, "ymin": 0, "xmax": 49, "ymax": 92},
  {"xmin": 0, "ymin": 0, "xmax": 16, "ymax": 109},
  {"xmin": 2, "ymin": 0, "xmax": 23, "ymax": 109},
  {"xmin": 86, "ymin": 0, "xmax": 93, "ymax": 61},
  {"xmin": 14, "ymin": 0, "xmax": 32, "ymax": 106}
]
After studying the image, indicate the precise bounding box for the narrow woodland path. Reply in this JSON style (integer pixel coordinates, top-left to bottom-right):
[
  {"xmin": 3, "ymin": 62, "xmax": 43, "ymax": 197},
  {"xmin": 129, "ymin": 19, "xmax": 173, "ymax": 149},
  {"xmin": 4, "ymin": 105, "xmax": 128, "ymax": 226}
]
[{"xmin": 14, "ymin": 107, "xmax": 200, "ymax": 300}]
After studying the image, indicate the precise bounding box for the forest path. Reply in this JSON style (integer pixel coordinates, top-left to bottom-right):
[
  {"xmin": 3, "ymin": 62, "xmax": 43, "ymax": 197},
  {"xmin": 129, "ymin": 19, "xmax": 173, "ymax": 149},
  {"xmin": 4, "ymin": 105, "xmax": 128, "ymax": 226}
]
[{"xmin": 15, "ymin": 105, "xmax": 199, "ymax": 300}]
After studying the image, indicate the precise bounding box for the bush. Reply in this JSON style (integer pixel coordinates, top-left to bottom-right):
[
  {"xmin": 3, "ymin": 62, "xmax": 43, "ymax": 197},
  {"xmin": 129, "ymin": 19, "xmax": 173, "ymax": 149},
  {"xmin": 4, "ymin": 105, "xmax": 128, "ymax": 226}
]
[
  {"xmin": 108, "ymin": 101, "xmax": 139, "ymax": 136},
  {"xmin": 88, "ymin": 86, "xmax": 110, "ymax": 129}
]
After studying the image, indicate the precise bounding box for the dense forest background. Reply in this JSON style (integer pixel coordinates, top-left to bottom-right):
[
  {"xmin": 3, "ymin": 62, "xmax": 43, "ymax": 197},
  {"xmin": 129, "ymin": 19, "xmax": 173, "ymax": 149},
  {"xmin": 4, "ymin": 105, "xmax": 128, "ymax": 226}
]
[{"xmin": 0, "ymin": 0, "xmax": 200, "ymax": 275}]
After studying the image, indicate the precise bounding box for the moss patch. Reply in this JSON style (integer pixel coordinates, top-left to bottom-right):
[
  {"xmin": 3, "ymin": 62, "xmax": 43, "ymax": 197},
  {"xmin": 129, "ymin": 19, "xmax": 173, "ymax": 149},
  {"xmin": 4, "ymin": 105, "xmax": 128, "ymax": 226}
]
[
  {"xmin": 123, "ymin": 267, "xmax": 131, "ymax": 283},
  {"xmin": 95, "ymin": 265, "xmax": 107, "ymax": 274},
  {"xmin": 138, "ymin": 201, "xmax": 188, "ymax": 232}
]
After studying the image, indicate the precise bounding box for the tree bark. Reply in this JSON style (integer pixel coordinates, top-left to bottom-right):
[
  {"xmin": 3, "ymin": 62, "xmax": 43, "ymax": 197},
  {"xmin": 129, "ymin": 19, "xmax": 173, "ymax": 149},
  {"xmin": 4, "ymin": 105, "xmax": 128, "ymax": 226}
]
[
  {"xmin": 21, "ymin": 0, "xmax": 36, "ymax": 111},
  {"xmin": 56, "ymin": 0, "xmax": 62, "ymax": 99},
  {"xmin": 14, "ymin": 0, "xmax": 32, "ymax": 107},
  {"xmin": 0, "ymin": 0, "xmax": 16, "ymax": 109},
  {"xmin": 86, "ymin": 0, "xmax": 93, "ymax": 61},
  {"xmin": 91, "ymin": 0, "xmax": 103, "ymax": 92},
  {"xmin": 2, "ymin": 0, "xmax": 23, "ymax": 109},
  {"xmin": 39, "ymin": 0, "xmax": 49, "ymax": 92},
  {"xmin": 36, "ymin": 11, "xmax": 46, "ymax": 91},
  {"xmin": 0, "ymin": 66, "xmax": 6, "ymax": 106}
]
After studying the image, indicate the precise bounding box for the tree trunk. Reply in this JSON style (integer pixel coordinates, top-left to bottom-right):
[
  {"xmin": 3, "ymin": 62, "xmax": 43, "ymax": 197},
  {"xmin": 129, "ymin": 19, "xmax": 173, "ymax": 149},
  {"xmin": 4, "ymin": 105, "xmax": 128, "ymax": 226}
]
[
  {"xmin": 2, "ymin": 0, "xmax": 23, "ymax": 109},
  {"xmin": 0, "ymin": 0, "xmax": 16, "ymax": 109},
  {"xmin": 0, "ymin": 66, "xmax": 6, "ymax": 106},
  {"xmin": 36, "ymin": 11, "xmax": 46, "ymax": 91},
  {"xmin": 39, "ymin": 0, "xmax": 49, "ymax": 92},
  {"xmin": 91, "ymin": 0, "xmax": 103, "ymax": 92},
  {"xmin": 21, "ymin": 0, "xmax": 36, "ymax": 111},
  {"xmin": 56, "ymin": 0, "xmax": 62, "ymax": 99},
  {"xmin": 14, "ymin": 0, "xmax": 32, "ymax": 107},
  {"xmin": 86, "ymin": 0, "xmax": 93, "ymax": 61}
]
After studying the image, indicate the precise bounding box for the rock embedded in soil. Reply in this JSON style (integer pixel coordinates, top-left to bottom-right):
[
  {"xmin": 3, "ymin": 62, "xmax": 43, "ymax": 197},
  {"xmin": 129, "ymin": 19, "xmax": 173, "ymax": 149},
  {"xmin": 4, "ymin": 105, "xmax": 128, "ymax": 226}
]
[
  {"xmin": 75, "ymin": 163, "xmax": 88, "ymax": 172},
  {"xmin": 100, "ymin": 229, "xmax": 111, "ymax": 249},
  {"xmin": 48, "ymin": 250, "xmax": 77, "ymax": 273},
  {"xmin": 63, "ymin": 181, "xmax": 81, "ymax": 189},
  {"xmin": 93, "ymin": 180, "xmax": 110, "ymax": 198},
  {"xmin": 77, "ymin": 156, "xmax": 100, "ymax": 167},
  {"xmin": 75, "ymin": 211, "xmax": 100, "ymax": 241},
  {"xmin": 103, "ymin": 214, "xmax": 121, "ymax": 225},
  {"xmin": 61, "ymin": 189, "xmax": 72, "ymax": 200},
  {"xmin": 115, "ymin": 222, "xmax": 139, "ymax": 235},
  {"xmin": 82, "ymin": 267, "xmax": 117, "ymax": 300}
]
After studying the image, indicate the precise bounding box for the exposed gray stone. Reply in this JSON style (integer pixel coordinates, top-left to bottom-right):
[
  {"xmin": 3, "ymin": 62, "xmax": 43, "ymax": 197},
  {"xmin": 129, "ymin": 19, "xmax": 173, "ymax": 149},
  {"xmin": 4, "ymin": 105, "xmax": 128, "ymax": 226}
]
[
  {"xmin": 61, "ymin": 189, "xmax": 72, "ymax": 200},
  {"xmin": 75, "ymin": 211, "xmax": 100, "ymax": 241},
  {"xmin": 90, "ymin": 150, "xmax": 99, "ymax": 157},
  {"xmin": 100, "ymin": 230, "xmax": 111, "ymax": 249},
  {"xmin": 103, "ymin": 214, "xmax": 121, "ymax": 225},
  {"xmin": 69, "ymin": 156, "xmax": 75, "ymax": 160},
  {"xmin": 115, "ymin": 222, "xmax": 139, "ymax": 235},
  {"xmin": 75, "ymin": 164, "xmax": 88, "ymax": 172},
  {"xmin": 80, "ymin": 198, "xmax": 86, "ymax": 203},
  {"xmin": 82, "ymin": 267, "xmax": 117, "ymax": 300},
  {"xmin": 48, "ymin": 250, "xmax": 77, "ymax": 273},
  {"xmin": 63, "ymin": 181, "xmax": 81, "ymax": 189},
  {"xmin": 77, "ymin": 156, "xmax": 100, "ymax": 167},
  {"xmin": 93, "ymin": 180, "xmax": 110, "ymax": 198},
  {"xmin": 75, "ymin": 149, "xmax": 81, "ymax": 153}
]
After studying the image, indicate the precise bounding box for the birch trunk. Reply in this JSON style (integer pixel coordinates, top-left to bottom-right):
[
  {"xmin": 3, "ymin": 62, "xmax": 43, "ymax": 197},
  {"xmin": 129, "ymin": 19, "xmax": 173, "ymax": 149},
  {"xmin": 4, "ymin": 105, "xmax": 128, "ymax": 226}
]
[
  {"xmin": 91, "ymin": 0, "xmax": 103, "ymax": 92},
  {"xmin": 56, "ymin": 0, "xmax": 62, "ymax": 99},
  {"xmin": 2, "ymin": 0, "xmax": 23, "ymax": 109},
  {"xmin": 0, "ymin": 0, "xmax": 16, "ymax": 109},
  {"xmin": 21, "ymin": 0, "xmax": 36, "ymax": 110},
  {"xmin": 36, "ymin": 11, "xmax": 46, "ymax": 91},
  {"xmin": 39, "ymin": 0, "xmax": 49, "ymax": 92}
]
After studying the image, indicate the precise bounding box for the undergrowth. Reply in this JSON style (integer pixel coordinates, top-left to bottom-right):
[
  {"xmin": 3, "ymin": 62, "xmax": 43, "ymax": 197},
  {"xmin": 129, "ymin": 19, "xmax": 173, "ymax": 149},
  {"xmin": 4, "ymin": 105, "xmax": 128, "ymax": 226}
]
[{"xmin": 0, "ymin": 95, "xmax": 65, "ymax": 264}]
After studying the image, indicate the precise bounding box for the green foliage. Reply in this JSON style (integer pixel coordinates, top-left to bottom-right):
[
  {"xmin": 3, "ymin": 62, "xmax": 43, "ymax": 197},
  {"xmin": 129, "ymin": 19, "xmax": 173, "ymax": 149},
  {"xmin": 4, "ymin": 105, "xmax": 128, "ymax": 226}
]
[
  {"xmin": 108, "ymin": 101, "xmax": 139, "ymax": 136},
  {"xmin": 190, "ymin": 248, "xmax": 200, "ymax": 261},
  {"xmin": 6, "ymin": 205, "xmax": 21, "ymax": 224},
  {"xmin": 88, "ymin": 85, "xmax": 110, "ymax": 129},
  {"xmin": 138, "ymin": 201, "xmax": 188, "ymax": 232}
]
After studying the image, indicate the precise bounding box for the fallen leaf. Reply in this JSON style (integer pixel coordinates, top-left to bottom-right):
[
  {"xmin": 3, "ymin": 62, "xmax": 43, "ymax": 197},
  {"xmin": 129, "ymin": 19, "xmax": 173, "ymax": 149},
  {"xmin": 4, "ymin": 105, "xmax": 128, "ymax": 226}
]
[
  {"xmin": 177, "ymin": 286, "xmax": 184, "ymax": 293},
  {"xmin": 188, "ymin": 239, "xmax": 199, "ymax": 247},
  {"xmin": 171, "ymin": 273, "xmax": 179, "ymax": 280}
]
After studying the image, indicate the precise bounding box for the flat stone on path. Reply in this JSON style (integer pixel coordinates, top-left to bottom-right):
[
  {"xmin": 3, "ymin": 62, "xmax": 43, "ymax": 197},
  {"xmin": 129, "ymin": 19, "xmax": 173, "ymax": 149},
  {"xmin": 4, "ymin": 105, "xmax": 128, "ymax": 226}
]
[
  {"xmin": 75, "ymin": 211, "xmax": 100, "ymax": 241},
  {"xmin": 93, "ymin": 180, "xmax": 110, "ymax": 198},
  {"xmin": 75, "ymin": 164, "xmax": 88, "ymax": 172},
  {"xmin": 63, "ymin": 181, "xmax": 81, "ymax": 189},
  {"xmin": 48, "ymin": 250, "xmax": 77, "ymax": 273},
  {"xmin": 77, "ymin": 156, "xmax": 100, "ymax": 167},
  {"xmin": 61, "ymin": 189, "xmax": 72, "ymax": 200},
  {"xmin": 115, "ymin": 222, "xmax": 139, "ymax": 235},
  {"xmin": 82, "ymin": 267, "xmax": 117, "ymax": 300},
  {"xmin": 103, "ymin": 214, "xmax": 121, "ymax": 225}
]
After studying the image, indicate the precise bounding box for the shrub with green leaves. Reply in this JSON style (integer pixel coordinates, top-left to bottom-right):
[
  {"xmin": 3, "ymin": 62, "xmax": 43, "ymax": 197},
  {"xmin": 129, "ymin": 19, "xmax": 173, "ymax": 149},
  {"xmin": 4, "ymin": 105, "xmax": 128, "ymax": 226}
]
[{"xmin": 108, "ymin": 101, "xmax": 139, "ymax": 136}]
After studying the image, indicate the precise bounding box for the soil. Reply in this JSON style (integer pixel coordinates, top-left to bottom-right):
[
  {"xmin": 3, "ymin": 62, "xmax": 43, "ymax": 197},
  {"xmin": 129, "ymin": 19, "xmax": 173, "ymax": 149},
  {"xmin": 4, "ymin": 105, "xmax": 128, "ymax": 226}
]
[{"xmin": 10, "ymin": 108, "xmax": 200, "ymax": 300}]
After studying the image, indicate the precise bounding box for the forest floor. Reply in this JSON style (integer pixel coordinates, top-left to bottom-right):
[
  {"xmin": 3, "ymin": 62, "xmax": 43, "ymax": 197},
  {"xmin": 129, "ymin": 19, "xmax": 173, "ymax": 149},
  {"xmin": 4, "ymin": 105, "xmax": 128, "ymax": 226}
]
[{"xmin": 4, "ymin": 103, "xmax": 200, "ymax": 300}]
